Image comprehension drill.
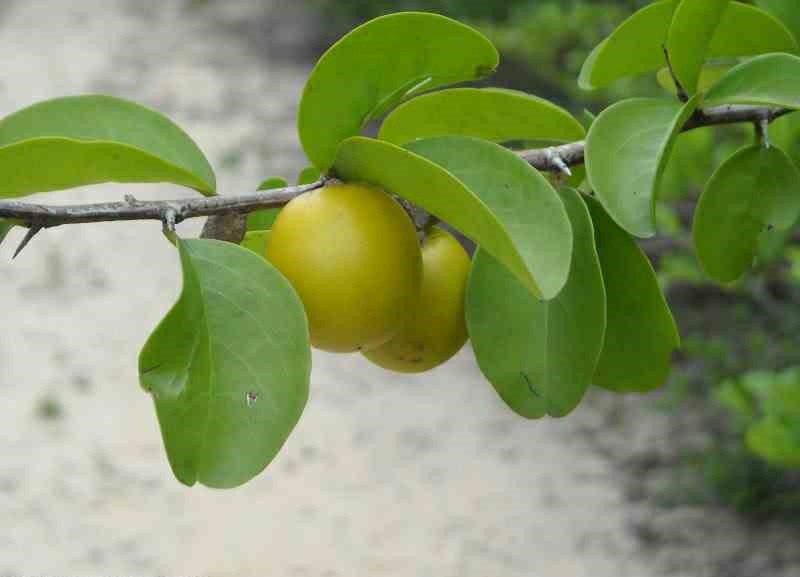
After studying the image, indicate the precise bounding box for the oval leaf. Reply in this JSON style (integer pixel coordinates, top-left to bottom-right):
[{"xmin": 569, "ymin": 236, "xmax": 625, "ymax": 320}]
[
  {"xmin": 298, "ymin": 12, "xmax": 498, "ymax": 171},
  {"xmin": 585, "ymin": 96, "xmax": 698, "ymax": 238},
  {"xmin": 467, "ymin": 188, "xmax": 605, "ymax": 419},
  {"xmin": 379, "ymin": 87, "xmax": 584, "ymax": 146},
  {"xmin": 586, "ymin": 198, "xmax": 680, "ymax": 393},
  {"xmin": 247, "ymin": 177, "xmax": 288, "ymax": 232},
  {"xmin": 333, "ymin": 136, "xmax": 572, "ymax": 299},
  {"xmin": 666, "ymin": 0, "xmax": 730, "ymax": 95},
  {"xmin": 579, "ymin": 0, "xmax": 796, "ymax": 90},
  {"xmin": 693, "ymin": 145, "xmax": 800, "ymax": 283},
  {"xmin": 704, "ymin": 53, "xmax": 800, "ymax": 109},
  {"xmin": 0, "ymin": 95, "xmax": 215, "ymax": 198},
  {"xmin": 139, "ymin": 239, "xmax": 310, "ymax": 488}
]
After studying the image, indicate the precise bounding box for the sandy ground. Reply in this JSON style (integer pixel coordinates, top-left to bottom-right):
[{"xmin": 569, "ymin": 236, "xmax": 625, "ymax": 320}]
[{"xmin": 0, "ymin": 1, "xmax": 786, "ymax": 576}]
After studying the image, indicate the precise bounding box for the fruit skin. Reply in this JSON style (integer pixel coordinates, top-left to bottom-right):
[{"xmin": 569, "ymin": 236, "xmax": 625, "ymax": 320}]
[
  {"xmin": 363, "ymin": 227, "xmax": 470, "ymax": 372},
  {"xmin": 266, "ymin": 182, "xmax": 421, "ymax": 353}
]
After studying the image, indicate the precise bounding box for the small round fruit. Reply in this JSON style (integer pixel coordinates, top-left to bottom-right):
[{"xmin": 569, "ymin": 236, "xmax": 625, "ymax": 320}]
[
  {"xmin": 266, "ymin": 181, "xmax": 421, "ymax": 353},
  {"xmin": 363, "ymin": 227, "xmax": 470, "ymax": 372}
]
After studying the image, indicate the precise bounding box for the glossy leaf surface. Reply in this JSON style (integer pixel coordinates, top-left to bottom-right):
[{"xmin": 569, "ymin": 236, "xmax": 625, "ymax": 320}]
[
  {"xmin": 334, "ymin": 136, "xmax": 572, "ymax": 299},
  {"xmin": 693, "ymin": 145, "xmax": 800, "ymax": 282},
  {"xmin": 704, "ymin": 53, "xmax": 800, "ymax": 109},
  {"xmin": 587, "ymin": 198, "xmax": 679, "ymax": 393},
  {"xmin": 0, "ymin": 95, "xmax": 215, "ymax": 198},
  {"xmin": 666, "ymin": 0, "xmax": 730, "ymax": 95},
  {"xmin": 579, "ymin": 0, "xmax": 796, "ymax": 90},
  {"xmin": 298, "ymin": 12, "xmax": 498, "ymax": 171},
  {"xmin": 379, "ymin": 88, "xmax": 584, "ymax": 146},
  {"xmin": 467, "ymin": 188, "xmax": 605, "ymax": 418},
  {"xmin": 585, "ymin": 97, "xmax": 698, "ymax": 238},
  {"xmin": 139, "ymin": 239, "xmax": 310, "ymax": 488}
]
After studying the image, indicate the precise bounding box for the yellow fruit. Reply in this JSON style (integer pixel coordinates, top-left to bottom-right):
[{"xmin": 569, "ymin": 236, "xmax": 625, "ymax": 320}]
[
  {"xmin": 363, "ymin": 227, "xmax": 470, "ymax": 372},
  {"xmin": 266, "ymin": 181, "xmax": 421, "ymax": 353}
]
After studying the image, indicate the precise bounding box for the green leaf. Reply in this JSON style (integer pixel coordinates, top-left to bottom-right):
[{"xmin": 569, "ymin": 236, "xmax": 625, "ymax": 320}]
[
  {"xmin": 581, "ymin": 109, "xmax": 597, "ymax": 131},
  {"xmin": 704, "ymin": 53, "xmax": 800, "ymax": 109},
  {"xmin": 139, "ymin": 239, "xmax": 310, "ymax": 488},
  {"xmin": 0, "ymin": 95, "xmax": 215, "ymax": 198},
  {"xmin": 467, "ymin": 188, "xmax": 605, "ymax": 418},
  {"xmin": 298, "ymin": 12, "xmax": 498, "ymax": 171},
  {"xmin": 241, "ymin": 230, "xmax": 270, "ymax": 256},
  {"xmin": 0, "ymin": 220, "xmax": 14, "ymax": 246},
  {"xmin": 747, "ymin": 417, "xmax": 800, "ymax": 468},
  {"xmin": 246, "ymin": 177, "xmax": 288, "ymax": 232},
  {"xmin": 666, "ymin": 0, "xmax": 730, "ymax": 95},
  {"xmin": 586, "ymin": 198, "xmax": 680, "ymax": 393},
  {"xmin": 334, "ymin": 136, "xmax": 572, "ymax": 299},
  {"xmin": 378, "ymin": 87, "xmax": 584, "ymax": 146},
  {"xmin": 585, "ymin": 96, "xmax": 698, "ymax": 238},
  {"xmin": 297, "ymin": 166, "xmax": 321, "ymax": 185},
  {"xmin": 756, "ymin": 0, "xmax": 800, "ymax": 46},
  {"xmin": 579, "ymin": 0, "xmax": 797, "ymax": 90},
  {"xmin": 693, "ymin": 145, "xmax": 800, "ymax": 283}
]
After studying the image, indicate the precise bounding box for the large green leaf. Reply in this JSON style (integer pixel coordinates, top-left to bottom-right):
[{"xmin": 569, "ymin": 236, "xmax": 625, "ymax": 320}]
[
  {"xmin": 467, "ymin": 188, "xmax": 605, "ymax": 418},
  {"xmin": 0, "ymin": 95, "xmax": 215, "ymax": 198},
  {"xmin": 704, "ymin": 53, "xmax": 800, "ymax": 109},
  {"xmin": 585, "ymin": 96, "xmax": 698, "ymax": 238},
  {"xmin": 693, "ymin": 145, "xmax": 800, "ymax": 283},
  {"xmin": 586, "ymin": 198, "xmax": 679, "ymax": 393},
  {"xmin": 334, "ymin": 136, "xmax": 572, "ymax": 299},
  {"xmin": 666, "ymin": 0, "xmax": 730, "ymax": 95},
  {"xmin": 298, "ymin": 12, "xmax": 498, "ymax": 171},
  {"xmin": 139, "ymin": 239, "xmax": 310, "ymax": 488},
  {"xmin": 378, "ymin": 87, "xmax": 584, "ymax": 146},
  {"xmin": 579, "ymin": 0, "xmax": 796, "ymax": 90},
  {"xmin": 246, "ymin": 177, "xmax": 288, "ymax": 232}
]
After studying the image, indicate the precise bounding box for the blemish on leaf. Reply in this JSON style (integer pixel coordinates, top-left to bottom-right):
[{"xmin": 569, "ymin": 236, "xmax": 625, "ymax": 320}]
[
  {"xmin": 520, "ymin": 372, "xmax": 542, "ymax": 398},
  {"xmin": 246, "ymin": 391, "xmax": 258, "ymax": 407}
]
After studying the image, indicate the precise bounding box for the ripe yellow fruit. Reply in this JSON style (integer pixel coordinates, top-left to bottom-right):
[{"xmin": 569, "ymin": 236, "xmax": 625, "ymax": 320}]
[
  {"xmin": 266, "ymin": 181, "xmax": 422, "ymax": 353},
  {"xmin": 363, "ymin": 227, "xmax": 470, "ymax": 372}
]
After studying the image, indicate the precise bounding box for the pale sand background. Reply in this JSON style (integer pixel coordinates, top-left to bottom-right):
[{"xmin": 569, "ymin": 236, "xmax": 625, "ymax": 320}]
[{"xmin": 0, "ymin": 2, "xmax": 781, "ymax": 576}]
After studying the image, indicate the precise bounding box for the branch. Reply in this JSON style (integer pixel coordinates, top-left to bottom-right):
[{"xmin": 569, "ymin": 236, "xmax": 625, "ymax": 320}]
[
  {"xmin": 0, "ymin": 180, "xmax": 324, "ymax": 229},
  {"xmin": 0, "ymin": 104, "xmax": 793, "ymax": 235}
]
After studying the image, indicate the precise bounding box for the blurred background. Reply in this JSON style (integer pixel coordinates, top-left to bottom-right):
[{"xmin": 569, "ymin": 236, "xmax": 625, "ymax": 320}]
[{"xmin": 1, "ymin": 0, "xmax": 799, "ymax": 575}]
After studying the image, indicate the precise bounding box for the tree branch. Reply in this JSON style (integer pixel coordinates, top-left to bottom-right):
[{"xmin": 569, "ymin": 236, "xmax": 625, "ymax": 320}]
[
  {"xmin": 0, "ymin": 104, "xmax": 793, "ymax": 234},
  {"xmin": 0, "ymin": 180, "xmax": 324, "ymax": 229}
]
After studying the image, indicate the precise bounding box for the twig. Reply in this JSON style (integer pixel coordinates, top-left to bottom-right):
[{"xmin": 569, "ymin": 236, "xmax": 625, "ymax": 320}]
[
  {"xmin": 0, "ymin": 180, "xmax": 324, "ymax": 230},
  {"xmin": 662, "ymin": 44, "xmax": 689, "ymax": 103},
  {"xmin": 0, "ymin": 104, "xmax": 793, "ymax": 233}
]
